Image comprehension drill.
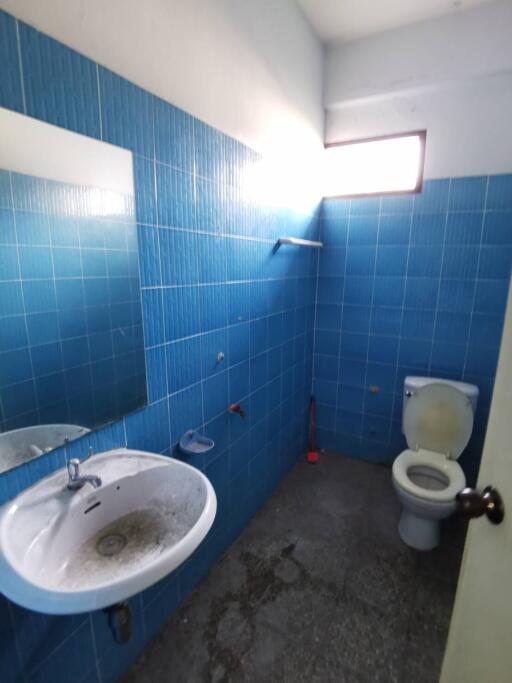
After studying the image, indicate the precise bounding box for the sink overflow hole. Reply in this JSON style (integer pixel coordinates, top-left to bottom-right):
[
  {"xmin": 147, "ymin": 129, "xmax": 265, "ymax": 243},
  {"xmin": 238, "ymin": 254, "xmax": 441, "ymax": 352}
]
[
  {"xmin": 84, "ymin": 501, "xmax": 101, "ymax": 515},
  {"xmin": 96, "ymin": 533, "xmax": 127, "ymax": 557}
]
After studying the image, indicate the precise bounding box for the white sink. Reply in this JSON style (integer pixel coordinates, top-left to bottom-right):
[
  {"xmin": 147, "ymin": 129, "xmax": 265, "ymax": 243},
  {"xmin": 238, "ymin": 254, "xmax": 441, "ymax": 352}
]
[{"xmin": 0, "ymin": 448, "xmax": 217, "ymax": 614}]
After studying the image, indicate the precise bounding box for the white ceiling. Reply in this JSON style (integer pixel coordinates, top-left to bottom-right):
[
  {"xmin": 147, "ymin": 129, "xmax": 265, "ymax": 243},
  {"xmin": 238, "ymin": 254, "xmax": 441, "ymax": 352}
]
[{"xmin": 297, "ymin": 0, "xmax": 496, "ymax": 44}]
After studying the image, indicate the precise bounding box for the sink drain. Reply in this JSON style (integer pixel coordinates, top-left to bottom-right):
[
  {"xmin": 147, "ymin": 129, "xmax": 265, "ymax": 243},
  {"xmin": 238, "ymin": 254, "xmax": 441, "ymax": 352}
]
[{"xmin": 96, "ymin": 533, "xmax": 127, "ymax": 557}]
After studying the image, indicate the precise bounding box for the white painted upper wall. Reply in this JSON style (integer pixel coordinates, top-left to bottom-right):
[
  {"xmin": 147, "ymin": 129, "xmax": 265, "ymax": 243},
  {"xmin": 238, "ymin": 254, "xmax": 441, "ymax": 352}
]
[
  {"xmin": 298, "ymin": 0, "xmax": 494, "ymax": 45},
  {"xmin": 325, "ymin": 0, "xmax": 512, "ymax": 178},
  {"xmin": 0, "ymin": 0, "xmax": 324, "ymax": 160}
]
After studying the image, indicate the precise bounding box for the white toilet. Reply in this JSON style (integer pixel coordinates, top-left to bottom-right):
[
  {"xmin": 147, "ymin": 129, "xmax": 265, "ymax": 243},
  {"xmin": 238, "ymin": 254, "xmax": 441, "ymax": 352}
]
[{"xmin": 392, "ymin": 376, "xmax": 479, "ymax": 551}]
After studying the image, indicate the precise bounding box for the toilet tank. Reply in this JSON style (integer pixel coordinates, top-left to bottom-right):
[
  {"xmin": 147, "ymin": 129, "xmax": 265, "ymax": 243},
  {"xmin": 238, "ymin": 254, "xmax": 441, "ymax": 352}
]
[{"xmin": 402, "ymin": 376, "xmax": 479, "ymax": 426}]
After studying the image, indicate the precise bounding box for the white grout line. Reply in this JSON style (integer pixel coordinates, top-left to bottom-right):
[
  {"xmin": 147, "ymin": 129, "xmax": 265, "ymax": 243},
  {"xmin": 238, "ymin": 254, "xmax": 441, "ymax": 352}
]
[
  {"xmin": 14, "ymin": 19, "xmax": 27, "ymax": 115},
  {"xmin": 95, "ymin": 64, "xmax": 103, "ymax": 140},
  {"xmin": 427, "ymin": 180, "xmax": 452, "ymax": 374}
]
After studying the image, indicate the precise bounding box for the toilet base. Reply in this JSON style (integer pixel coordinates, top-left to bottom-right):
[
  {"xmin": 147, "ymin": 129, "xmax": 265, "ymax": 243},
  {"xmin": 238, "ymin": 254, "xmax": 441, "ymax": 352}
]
[{"xmin": 398, "ymin": 509, "xmax": 440, "ymax": 551}]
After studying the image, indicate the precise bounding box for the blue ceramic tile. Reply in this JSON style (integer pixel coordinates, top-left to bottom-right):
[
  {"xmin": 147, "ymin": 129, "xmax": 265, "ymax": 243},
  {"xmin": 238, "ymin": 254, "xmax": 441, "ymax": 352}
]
[
  {"xmin": 368, "ymin": 335, "xmax": 399, "ymax": 365},
  {"xmin": 337, "ymin": 385, "xmax": 365, "ymax": 413},
  {"xmin": 336, "ymin": 409, "xmax": 363, "ymax": 436},
  {"xmin": 401, "ymin": 309, "xmax": 436, "ymax": 339},
  {"xmin": 437, "ymin": 279, "xmax": 475, "ymax": 313},
  {"xmin": 166, "ymin": 336, "xmax": 201, "ymax": 393},
  {"xmin": 372, "ymin": 276, "xmax": 405, "ymax": 307},
  {"xmin": 316, "ymin": 276, "xmax": 343, "ymax": 305},
  {"xmin": 366, "ymin": 362, "xmax": 396, "ymax": 392},
  {"xmin": 404, "ymin": 277, "xmax": 438, "ymax": 310},
  {"xmin": 0, "ymin": 11, "xmax": 23, "ymax": 113},
  {"xmin": 350, "ymin": 196, "xmax": 380, "ymax": 216},
  {"xmin": 315, "ymin": 329, "xmax": 341, "ymax": 356},
  {"xmin": 407, "ymin": 245, "xmax": 443, "ymax": 277},
  {"xmin": 370, "ymin": 306, "xmax": 402, "ymax": 336},
  {"xmin": 343, "ymin": 276, "xmax": 373, "ymax": 305},
  {"xmin": 442, "ymin": 246, "xmax": 480, "ymax": 279},
  {"xmin": 339, "ymin": 358, "xmax": 366, "ymax": 388},
  {"xmin": 125, "ymin": 399, "xmax": 169, "ymax": 453},
  {"xmin": 229, "ymin": 360, "xmax": 251, "ymax": 403},
  {"xmin": 19, "ymin": 23, "xmax": 100, "ymax": 137},
  {"xmin": 398, "ymin": 338, "xmax": 432, "ymax": 370},
  {"xmin": 449, "ymin": 176, "xmax": 487, "ymax": 211},
  {"xmin": 228, "ymin": 322, "xmax": 251, "ymax": 366},
  {"xmin": 364, "ymin": 390, "xmax": 394, "ymax": 418},
  {"xmin": 169, "ymin": 383, "xmax": 203, "ymax": 444},
  {"xmin": 375, "ymin": 246, "xmax": 408, "ymax": 276},
  {"xmin": 320, "ymin": 217, "xmax": 349, "ymax": 246},
  {"xmin": 348, "ymin": 215, "xmax": 379, "ymax": 245},
  {"xmin": 133, "ymin": 155, "xmax": 157, "ymax": 225},
  {"xmin": 163, "ymin": 286, "xmax": 201, "ymax": 341},
  {"xmin": 465, "ymin": 343, "xmax": 500, "ymax": 377},
  {"xmin": 483, "ymin": 211, "xmax": 512, "ymax": 245},
  {"xmin": 202, "ymin": 370, "xmax": 228, "ymax": 423},
  {"xmin": 319, "ymin": 247, "xmax": 345, "ymax": 277},
  {"xmin": 0, "ymin": 281, "xmax": 23, "ymax": 317},
  {"xmin": 378, "ymin": 214, "xmax": 411, "ymax": 244},
  {"xmin": 194, "ymin": 119, "xmax": 225, "ymax": 183},
  {"xmin": 486, "ymin": 174, "xmax": 512, "ymax": 211},
  {"xmin": 0, "ymin": 207, "xmax": 16, "ymax": 244},
  {"xmin": 342, "ymin": 304, "xmax": 371, "ymax": 334},
  {"xmin": 322, "ymin": 198, "xmax": 351, "ymax": 221},
  {"xmin": 200, "ymin": 329, "xmax": 229, "ymax": 379},
  {"xmin": 469, "ymin": 313, "xmax": 504, "ymax": 347},
  {"xmin": 345, "ymin": 246, "xmax": 375, "ymax": 275},
  {"xmin": 474, "ymin": 280, "xmax": 509, "ymax": 314},
  {"xmin": 156, "ymin": 163, "xmax": 195, "ymax": 229},
  {"xmin": 199, "ymin": 284, "xmax": 228, "ymax": 332},
  {"xmin": 430, "ymin": 341, "xmax": 465, "ymax": 374},
  {"xmin": 434, "ymin": 311, "xmax": 471, "ymax": 343},
  {"xmin": 340, "ymin": 332, "xmax": 367, "ymax": 361},
  {"xmin": 312, "ymin": 378, "xmax": 337, "ymax": 406},
  {"xmin": 445, "ymin": 212, "xmax": 483, "ymax": 245},
  {"xmin": 154, "ymin": 97, "xmax": 194, "ymax": 172},
  {"xmin": 159, "ymin": 228, "xmax": 199, "ymax": 285},
  {"xmin": 413, "ymin": 179, "xmax": 449, "ymax": 214},
  {"xmin": 99, "ymin": 68, "xmax": 154, "ymax": 156},
  {"xmin": 478, "ymin": 246, "xmax": 512, "ymax": 280},
  {"xmin": 411, "ymin": 213, "xmax": 445, "ymax": 245},
  {"xmin": 0, "ymin": 244, "xmax": 19, "ymax": 280}
]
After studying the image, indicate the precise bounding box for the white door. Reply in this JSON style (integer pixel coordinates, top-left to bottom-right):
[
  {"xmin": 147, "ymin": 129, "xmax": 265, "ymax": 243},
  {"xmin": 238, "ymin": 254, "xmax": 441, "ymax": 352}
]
[{"xmin": 441, "ymin": 276, "xmax": 512, "ymax": 683}]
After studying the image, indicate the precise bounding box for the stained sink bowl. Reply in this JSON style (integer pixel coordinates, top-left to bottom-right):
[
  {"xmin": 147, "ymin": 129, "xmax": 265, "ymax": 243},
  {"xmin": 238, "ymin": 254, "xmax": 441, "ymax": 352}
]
[{"xmin": 0, "ymin": 448, "xmax": 217, "ymax": 614}]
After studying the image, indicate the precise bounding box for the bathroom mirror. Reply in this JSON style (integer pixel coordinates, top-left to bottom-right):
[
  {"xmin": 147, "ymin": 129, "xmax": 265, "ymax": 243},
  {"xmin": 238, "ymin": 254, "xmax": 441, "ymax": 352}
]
[{"xmin": 0, "ymin": 108, "xmax": 147, "ymax": 473}]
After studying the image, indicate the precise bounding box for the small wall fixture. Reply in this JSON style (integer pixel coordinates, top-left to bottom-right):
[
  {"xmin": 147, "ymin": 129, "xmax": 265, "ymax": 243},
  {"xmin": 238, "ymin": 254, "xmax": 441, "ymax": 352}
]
[
  {"xmin": 274, "ymin": 237, "xmax": 323, "ymax": 252},
  {"xmin": 179, "ymin": 430, "xmax": 215, "ymax": 455}
]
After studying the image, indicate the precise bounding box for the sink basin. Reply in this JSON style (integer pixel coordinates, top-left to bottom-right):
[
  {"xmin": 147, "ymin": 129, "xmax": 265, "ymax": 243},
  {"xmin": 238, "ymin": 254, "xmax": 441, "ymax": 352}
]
[{"xmin": 0, "ymin": 448, "xmax": 217, "ymax": 614}]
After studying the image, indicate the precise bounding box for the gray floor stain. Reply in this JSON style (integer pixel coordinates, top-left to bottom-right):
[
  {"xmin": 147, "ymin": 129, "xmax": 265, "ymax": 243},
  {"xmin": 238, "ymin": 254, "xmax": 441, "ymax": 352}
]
[{"xmin": 122, "ymin": 451, "xmax": 466, "ymax": 682}]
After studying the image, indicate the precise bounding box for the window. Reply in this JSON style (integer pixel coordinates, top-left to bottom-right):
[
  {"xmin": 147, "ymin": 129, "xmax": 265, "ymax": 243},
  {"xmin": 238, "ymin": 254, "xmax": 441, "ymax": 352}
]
[{"xmin": 323, "ymin": 131, "xmax": 426, "ymax": 199}]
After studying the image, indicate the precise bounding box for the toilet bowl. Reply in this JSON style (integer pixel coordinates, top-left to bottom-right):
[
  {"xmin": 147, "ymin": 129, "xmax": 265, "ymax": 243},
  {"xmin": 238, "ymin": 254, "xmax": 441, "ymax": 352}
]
[{"xmin": 392, "ymin": 378, "xmax": 478, "ymax": 551}]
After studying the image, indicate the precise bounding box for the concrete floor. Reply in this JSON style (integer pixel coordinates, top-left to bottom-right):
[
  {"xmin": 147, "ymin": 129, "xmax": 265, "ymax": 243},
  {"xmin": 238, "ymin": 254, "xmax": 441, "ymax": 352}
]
[{"xmin": 122, "ymin": 451, "xmax": 466, "ymax": 683}]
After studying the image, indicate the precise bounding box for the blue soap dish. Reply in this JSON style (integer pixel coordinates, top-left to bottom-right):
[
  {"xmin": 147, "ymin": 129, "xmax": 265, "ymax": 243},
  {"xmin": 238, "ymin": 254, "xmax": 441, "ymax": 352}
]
[{"xmin": 179, "ymin": 430, "xmax": 215, "ymax": 455}]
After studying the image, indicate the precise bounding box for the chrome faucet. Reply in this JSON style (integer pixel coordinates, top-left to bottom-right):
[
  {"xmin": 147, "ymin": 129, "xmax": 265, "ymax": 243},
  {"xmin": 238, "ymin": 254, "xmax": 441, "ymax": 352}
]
[{"xmin": 67, "ymin": 448, "xmax": 102, "ymax": 491}]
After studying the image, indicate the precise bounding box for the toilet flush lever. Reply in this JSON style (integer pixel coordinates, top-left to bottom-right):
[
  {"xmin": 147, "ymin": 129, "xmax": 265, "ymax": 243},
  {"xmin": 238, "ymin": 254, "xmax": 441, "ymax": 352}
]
[{"xmin": 456, "ymin": 486, "xmax": 505, "ymax": 525}]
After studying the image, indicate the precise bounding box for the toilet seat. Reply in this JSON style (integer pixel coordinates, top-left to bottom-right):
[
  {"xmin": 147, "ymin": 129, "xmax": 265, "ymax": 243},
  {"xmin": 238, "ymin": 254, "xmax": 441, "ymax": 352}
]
[
  {"xmin": 393, "ymin": 449, "xmax": 466, "ymax": 503},
  {"xmin": 403, "ymin": 383, "xmax": 473, "ymax": 459}
]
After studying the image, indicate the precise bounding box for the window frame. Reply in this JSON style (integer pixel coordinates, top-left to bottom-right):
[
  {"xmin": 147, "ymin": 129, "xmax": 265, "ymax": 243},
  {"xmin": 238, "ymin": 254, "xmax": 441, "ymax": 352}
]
[{"xmin": 323, "ymin": 129, "xmax": 427, "ymax": 200}]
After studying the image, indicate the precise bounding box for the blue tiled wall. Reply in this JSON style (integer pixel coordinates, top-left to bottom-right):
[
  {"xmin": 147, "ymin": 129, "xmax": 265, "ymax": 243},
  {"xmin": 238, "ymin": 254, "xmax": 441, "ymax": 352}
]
[
  {"xmin": 0, "ymin": 9, "xmax": 319, "ymax": 683},
  {"xmin": 314, "ymin": 176, "xmax": 512, "ymax": 485},
  {"xmin": 0, "ymin": 170, "xmax": 146, "ymax": 431}
]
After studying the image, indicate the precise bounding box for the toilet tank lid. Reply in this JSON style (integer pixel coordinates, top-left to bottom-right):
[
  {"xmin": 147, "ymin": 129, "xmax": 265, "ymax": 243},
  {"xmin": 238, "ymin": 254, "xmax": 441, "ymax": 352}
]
[{"xmin": 404, "ymin": 376, "xmax": 479, "ymax": 403}]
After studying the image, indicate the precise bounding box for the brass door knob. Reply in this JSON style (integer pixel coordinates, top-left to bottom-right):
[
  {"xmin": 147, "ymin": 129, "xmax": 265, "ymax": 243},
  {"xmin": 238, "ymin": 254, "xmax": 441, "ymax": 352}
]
[{"xmin": 456, "ymin": 486, "xmax": 505, "ymax": 525}]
